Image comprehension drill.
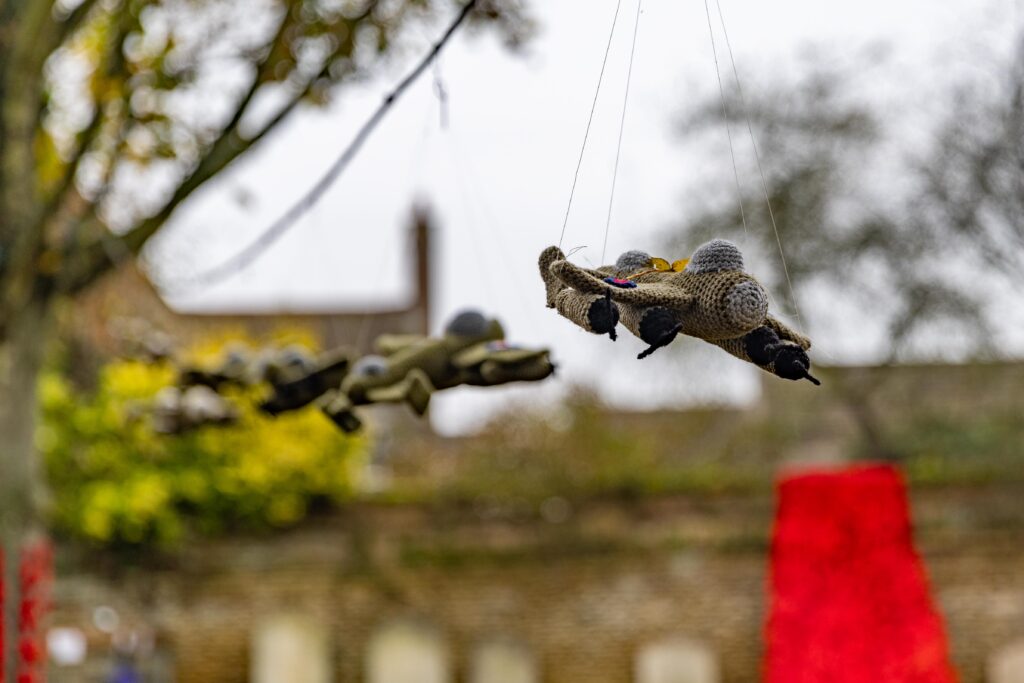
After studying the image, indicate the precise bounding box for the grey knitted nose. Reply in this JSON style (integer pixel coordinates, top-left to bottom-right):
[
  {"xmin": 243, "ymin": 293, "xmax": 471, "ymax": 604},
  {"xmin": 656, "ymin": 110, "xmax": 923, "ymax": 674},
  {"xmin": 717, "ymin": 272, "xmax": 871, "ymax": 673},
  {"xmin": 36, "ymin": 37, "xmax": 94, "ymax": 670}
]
[
  {"xmin": 724, "ymin": 280, "xmax": 769, "ymax": 329},
  {"xmin": 685, "ymin": 239, "xmax": 744, "ymax": 274}
]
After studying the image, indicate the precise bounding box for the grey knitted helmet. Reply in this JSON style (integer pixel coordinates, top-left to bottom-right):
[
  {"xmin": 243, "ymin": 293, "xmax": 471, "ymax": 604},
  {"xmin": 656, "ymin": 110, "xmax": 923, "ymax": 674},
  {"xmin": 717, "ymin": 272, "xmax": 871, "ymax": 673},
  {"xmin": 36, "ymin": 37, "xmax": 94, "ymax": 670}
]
[
  {"xmin": 219, "ymin": 345, "xmax": 249, "ymax": 376},
  {"xmin": 352, "ymin": 355, "xmax": 389, "ymax": 378},
  {"xmin": 445, "ymin": 310, "xmax": 489, "ymax": 337},
  {"xmin": 615, "ymin": 250, "xmax": 652, "ymax": 274},
  {"xmin": 278, "ymin": 344, "xmax": 315, "ymax": 373},
  {"xmin": 685, "ymin": 239, "xmax": 744, "ymax": 274}
]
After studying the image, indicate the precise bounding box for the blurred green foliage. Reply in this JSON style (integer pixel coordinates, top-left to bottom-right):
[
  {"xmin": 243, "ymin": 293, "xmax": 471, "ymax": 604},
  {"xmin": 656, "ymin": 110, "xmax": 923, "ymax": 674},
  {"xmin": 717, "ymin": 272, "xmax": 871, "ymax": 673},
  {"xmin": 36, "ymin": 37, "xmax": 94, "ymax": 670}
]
[
  {"xmin": 38, "ymin": 350, "xmax": 366, "ymax": 548},
  {"xmin": 384, "ymin": 393, "xmax": 776, "ymax": 507},
  {"xmin": 381, "ymin": 370, "xmax": 1024, "ymax": 509},
  {"xmin": 36, "ymin": 350, "xmax": 1023, "ymax": 550},
  {"xmin": 893, "ymin": 411, "xmax": 1024, "ymax": 485}
]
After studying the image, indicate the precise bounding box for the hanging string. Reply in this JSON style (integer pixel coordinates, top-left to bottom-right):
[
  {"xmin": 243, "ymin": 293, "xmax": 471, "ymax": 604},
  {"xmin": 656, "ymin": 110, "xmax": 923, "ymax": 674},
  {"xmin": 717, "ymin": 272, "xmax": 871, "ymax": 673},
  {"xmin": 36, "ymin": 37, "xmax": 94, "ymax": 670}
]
[
  {"xmin": 349, "ymin": 88, "xmax": 440, "ymax": 352},
  {"xmin": 702, "ymin": 0, "xmax": 748, "ymax": 239},
  {"xmin": 446, "ymin": 127, "xmax": 538, "ymax": 325},
  {"xmin": 170, "ymin": 0, "xmax": 479, "ymax": 292},
  {"xmin": 598, "ymin": 0, "xmax": 638, "ymax": 264},
  {"xmin": 714, "ymin": 0, "xmax": 805, "ymax": 333},
  {"xmin": 558, "ymin": 0, "xmax": 625, "ymax": 250},
  {"xmin": 600, "ymin": 0, "xmax": 643, "ymax": 264},
  {"xmin": 447, "ymin": 146, "xmax": 502, "ymax": 310},
  {"xmin": 433, "ymin": 58, "xmax": 450, "ymax": 130}
]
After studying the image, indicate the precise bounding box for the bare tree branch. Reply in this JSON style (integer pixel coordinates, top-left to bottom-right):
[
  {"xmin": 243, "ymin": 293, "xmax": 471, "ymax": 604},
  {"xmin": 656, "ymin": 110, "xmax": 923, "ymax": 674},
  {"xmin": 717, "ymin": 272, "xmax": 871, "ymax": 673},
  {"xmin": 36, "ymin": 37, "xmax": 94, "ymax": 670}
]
[
  {"xmin": 176, "ymin": 0, "xmax": 481, "ymax": 289},
  {"xmin": 35, "ymin": 0, "xmax": 496, "ymax": 299},
  {"xmin": 58, "ymin": 0, "xmax": 385, "ymax": 293},
  {"xmin": 52, "ymin": 0, "xmax": 102, "ymax": 48},
  {"xmin": 33, "ymin": 3, "xmax": 137, "ymax": 252},
  {"xmin": 217, "ymin": 3, "xmax": 296, "ymax": 137}
]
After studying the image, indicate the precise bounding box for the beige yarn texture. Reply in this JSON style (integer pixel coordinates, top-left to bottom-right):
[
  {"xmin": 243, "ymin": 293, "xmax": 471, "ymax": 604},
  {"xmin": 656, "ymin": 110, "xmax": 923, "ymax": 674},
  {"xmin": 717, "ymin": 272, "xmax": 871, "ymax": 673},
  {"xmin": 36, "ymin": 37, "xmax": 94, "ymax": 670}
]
[{"xmin": 539, "ymin": 241, "xmax": 813, "ymax": 379}]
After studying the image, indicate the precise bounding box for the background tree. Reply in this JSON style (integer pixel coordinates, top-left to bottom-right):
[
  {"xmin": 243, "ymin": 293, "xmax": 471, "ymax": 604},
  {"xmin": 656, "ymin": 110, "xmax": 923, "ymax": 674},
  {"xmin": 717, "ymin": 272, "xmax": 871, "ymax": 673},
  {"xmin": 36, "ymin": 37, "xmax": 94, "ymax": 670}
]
[
  {"xmin": 664, "ymin": 36, "xmax": 1022, "ymax": 458},
  {"xmin": 41, "ymin": 340, "xmax": 367, "ymax": 548},
  {"xmin": 0, "ymin": 0, "xmax": 526, "ymax": 676}
]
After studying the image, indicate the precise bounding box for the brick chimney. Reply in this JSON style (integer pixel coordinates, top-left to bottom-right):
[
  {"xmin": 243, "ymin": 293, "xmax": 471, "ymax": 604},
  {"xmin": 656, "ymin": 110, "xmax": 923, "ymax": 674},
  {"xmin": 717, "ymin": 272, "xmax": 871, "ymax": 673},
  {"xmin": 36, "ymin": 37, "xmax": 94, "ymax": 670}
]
[{"xmin": 411, "ymin": 207, "xmax": 432, "ymax": 336}]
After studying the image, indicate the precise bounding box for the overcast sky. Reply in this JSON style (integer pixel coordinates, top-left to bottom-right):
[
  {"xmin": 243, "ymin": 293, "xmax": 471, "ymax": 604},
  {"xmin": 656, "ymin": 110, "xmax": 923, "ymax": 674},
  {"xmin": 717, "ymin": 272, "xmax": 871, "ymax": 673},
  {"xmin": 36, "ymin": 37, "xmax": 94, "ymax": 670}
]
[{"xmin": 150, "ymin": 0, "xmax": 1020, "ymax": 433}]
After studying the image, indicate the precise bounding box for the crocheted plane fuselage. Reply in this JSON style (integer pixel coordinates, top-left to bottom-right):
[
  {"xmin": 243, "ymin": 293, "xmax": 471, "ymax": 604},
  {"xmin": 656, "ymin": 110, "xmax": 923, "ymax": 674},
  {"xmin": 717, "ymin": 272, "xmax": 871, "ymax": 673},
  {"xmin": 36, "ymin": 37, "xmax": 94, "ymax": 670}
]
[{"xmin": 538, "ymin": 240, "xmax": 818, "ymax": 384}]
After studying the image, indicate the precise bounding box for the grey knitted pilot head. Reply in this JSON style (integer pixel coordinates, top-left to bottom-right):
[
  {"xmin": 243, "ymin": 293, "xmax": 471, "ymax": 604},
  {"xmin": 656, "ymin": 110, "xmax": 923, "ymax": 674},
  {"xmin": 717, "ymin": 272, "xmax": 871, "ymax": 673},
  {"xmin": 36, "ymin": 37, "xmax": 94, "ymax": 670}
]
[
  {"xmin": 685, "ymin": 239, "xmax": 744, "ymax": 274},
  {"xmin": 278, "ymin": 345, "xmax": 316, "ymax": 373},
  {"xmin": 615, "ymin": 250, "xmax": 652, "ymax": 274},
  {"xmin": 219, "ymin": 345, "xmax": 250, "ymax": 377},
  {"xmin": 352, "ymin": 355, "xmax": 389, "ymax": 378},
  {"xmin": 445, "ymin": 310, "xmax": 488, "ymax": 337}
]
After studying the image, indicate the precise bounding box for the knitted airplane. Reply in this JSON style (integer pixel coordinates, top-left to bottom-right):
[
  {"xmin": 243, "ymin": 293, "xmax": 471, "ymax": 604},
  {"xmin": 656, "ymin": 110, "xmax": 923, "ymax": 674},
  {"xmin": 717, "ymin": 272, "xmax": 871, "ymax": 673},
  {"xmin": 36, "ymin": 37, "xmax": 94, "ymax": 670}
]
[
  {"xmin": 150, "ymin": 385, "xmax": 238, "ymax": 435},
  {"xmin": 259, "ymin": 347, "xmax": 351, "ymax": 415},
  {"xmin": 177, "ymin": 345, "xmax": 253, "ymax": 389},
  {"xmin": 178, "ymin": 344, "xmax": 319, "ymax": 390},
  {"xmin": 319, "ymin": 310, "xmax": 556, "ymax": 433},
  {"xmin": 539, "ymin": 239, "xmax": 819, "ymax": 385}
]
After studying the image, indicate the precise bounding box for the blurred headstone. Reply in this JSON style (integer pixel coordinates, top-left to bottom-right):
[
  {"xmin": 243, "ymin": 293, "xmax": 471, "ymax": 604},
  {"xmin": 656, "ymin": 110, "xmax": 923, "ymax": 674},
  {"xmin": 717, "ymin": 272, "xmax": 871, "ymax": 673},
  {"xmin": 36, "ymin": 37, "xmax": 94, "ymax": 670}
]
[
  {"xmin": 989, "ymin": 640, "xmax": 1024, "ymax": 683},
  {"xmin": 366, "ymin": 621, "xmax": 448, "ymax": 683},
  {"xmin": 47, "ymin": 627, "xmax": 87, "ymax": 666},
  {"xmin": 469, "ymin": 639, "xmax": 537, "ymax": 683},
  {"xmin": 635, "ymin": 638, "xmax": 719, "ymax": 683},
  {"xmin": 251, "ymin": 614, "xmax": 329, "ymax": 683}
]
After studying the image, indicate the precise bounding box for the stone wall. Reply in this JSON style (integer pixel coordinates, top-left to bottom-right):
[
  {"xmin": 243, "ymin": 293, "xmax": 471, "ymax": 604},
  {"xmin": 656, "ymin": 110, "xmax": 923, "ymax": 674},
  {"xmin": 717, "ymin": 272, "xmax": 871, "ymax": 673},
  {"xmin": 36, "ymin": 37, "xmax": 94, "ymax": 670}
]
[{"xmin": 49, "ymin": 484, "xmax": 1024, "ymax": 682}]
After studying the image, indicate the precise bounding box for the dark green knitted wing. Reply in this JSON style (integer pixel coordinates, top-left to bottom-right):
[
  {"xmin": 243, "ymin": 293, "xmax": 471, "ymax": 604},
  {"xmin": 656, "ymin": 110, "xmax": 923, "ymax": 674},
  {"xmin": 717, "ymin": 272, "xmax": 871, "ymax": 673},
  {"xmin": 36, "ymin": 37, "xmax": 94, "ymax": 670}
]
[{"xmin": 374, "ymin": 334, "xmax": 428, "ymax": 356}]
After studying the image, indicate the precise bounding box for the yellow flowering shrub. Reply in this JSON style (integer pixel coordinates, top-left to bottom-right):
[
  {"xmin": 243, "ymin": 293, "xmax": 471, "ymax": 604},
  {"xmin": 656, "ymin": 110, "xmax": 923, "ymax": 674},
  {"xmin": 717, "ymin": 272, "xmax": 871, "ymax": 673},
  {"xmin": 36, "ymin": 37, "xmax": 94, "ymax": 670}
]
[{"xmin": 39, "ymin": 339, "xmax": 367, "ymax": 548}]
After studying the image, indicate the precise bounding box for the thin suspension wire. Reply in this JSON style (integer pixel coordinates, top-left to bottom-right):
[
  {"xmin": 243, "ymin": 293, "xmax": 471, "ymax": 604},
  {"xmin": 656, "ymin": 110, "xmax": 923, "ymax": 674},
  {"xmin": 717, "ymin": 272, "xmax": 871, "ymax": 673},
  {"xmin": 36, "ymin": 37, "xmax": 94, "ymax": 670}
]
[
  {"xmin": 433, "ymin": 58, "xmax": 450, "ymax": 130},
  {"xmin": 600, "ymin": 0, "xmax": 643, "ymax": 264},
  {"xmin": 714, "ymin": 0, "xmax": 804, "ymax": 332},
  {"xmin": 558, "ymin": 0, "xmax": 625, "ymax": 250},
  {"xmin": 703, "ymin": 0, "xmax": 747, "ymax": 239},
  {"xmin": 447, "ymin": 129, "xmax": 537, "ymax": 324},
  {"xmin": 353, "ymin": 86, "xmax": 439, "ymax": 351}
]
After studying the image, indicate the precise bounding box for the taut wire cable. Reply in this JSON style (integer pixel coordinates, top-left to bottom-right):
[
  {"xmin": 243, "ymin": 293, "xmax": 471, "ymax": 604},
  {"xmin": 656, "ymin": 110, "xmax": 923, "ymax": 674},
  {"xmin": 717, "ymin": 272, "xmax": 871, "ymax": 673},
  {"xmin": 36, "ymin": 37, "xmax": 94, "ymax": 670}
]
[
  {"xmin": 558, "ymin": 0, "xmax": 625, "ymax": 250},
  {"xmin": 600, "ymin": 0, "xmax": 644, "ymax": 264},
  {"xmin": 714, "ymin": 0, "xmax": 805, "ymax": 333},
  {"xmin": 703, "ymin": 0, "xmax": 748, "ymax": 240}
]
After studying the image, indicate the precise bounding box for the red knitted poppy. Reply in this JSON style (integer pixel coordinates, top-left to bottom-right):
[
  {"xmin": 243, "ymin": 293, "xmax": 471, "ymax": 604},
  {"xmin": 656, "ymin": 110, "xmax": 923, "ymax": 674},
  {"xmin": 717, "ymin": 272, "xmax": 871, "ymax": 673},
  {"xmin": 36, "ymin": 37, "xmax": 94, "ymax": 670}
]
[{"xmin": 766, "ymin": 464, "xmax": 957, "ymax": 683}]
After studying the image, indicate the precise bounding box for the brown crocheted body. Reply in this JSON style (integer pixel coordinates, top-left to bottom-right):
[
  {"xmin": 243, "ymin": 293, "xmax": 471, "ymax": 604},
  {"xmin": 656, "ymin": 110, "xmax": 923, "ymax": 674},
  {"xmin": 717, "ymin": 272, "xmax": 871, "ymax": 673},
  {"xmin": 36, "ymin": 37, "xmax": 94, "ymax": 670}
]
[
  {"xmin": 538, "ymin": 244, "xmax": 815, "ymax": 382},
  {"xmin": 548, "ymin": 258, "xmax": 770, "ymax": 343}
]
